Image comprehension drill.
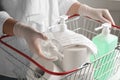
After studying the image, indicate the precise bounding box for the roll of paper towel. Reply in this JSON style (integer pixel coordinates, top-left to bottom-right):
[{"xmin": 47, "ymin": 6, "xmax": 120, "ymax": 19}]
[
  {"xmin": 62, "ymin": 45, "xmax": 90, "ymax": 71},
  {"xmin": 26, "ymin": 54, "xmax": 62, "ymax": 80}
]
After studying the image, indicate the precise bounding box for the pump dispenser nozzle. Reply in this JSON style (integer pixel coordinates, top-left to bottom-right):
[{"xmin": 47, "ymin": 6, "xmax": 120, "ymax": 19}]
[
  {"xmin": 95, "ymin": 23, "xmax": 111, "ymax": 35},
  {"xmin": 48, "ymin": 15, "xmax": 68, "ymax": 32},
  {"xmin": 59, "ymin": 15, "xmax": 68, "ymax": 32}
]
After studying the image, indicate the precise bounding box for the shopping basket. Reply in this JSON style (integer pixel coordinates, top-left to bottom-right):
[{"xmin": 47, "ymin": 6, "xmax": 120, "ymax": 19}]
[{"xmin": 0, "ymin": 15, "xmax": 120, "ymax": 80}]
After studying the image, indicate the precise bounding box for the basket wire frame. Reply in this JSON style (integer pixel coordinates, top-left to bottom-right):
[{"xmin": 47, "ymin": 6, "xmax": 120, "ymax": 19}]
[{"xmin": 0, "ymin": 16, "xmax": 120, "ymax": 80}]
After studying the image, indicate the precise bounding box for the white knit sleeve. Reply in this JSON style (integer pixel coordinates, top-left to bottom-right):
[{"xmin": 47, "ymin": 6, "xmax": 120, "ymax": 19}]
[
  {"xmin": 0, "ymin": 11, "xmax": 11, "ymax": 36},
  {"xmin": 58, "ymin": 0, "xmax": 78, "ymax": 15}
]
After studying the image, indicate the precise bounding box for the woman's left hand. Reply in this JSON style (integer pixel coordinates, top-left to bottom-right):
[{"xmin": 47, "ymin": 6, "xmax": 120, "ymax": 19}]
[{"xmin": 79, "ymin": 4, "xmax": 115, "ymax": 25}]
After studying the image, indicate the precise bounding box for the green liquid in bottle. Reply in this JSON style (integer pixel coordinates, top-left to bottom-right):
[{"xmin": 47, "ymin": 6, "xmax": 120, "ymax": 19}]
[
  {"xmin": 91, "ymin": 34, "xmax": 118, "ymax": 80},
  {"xmin": 90, "ymin": 23, "xmax": 118, "ymax": 80}
]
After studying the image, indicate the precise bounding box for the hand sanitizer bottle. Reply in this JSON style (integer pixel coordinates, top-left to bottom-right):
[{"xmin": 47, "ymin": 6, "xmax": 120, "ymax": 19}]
[
  {"xmin": 92, "ymin": 23, "xmax": 118, "ymax": 80},
  {"xmin": 92, "ymin": 23, "xmax": 118, "ymax": 57}
]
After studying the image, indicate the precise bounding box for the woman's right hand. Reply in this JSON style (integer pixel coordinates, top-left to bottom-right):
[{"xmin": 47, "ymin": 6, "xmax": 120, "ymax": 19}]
[{"xmin": 13, "ymin": 22, "xmax": 58, "ymax": 61}]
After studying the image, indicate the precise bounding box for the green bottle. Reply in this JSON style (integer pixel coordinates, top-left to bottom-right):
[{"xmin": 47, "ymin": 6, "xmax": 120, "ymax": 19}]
[{"xmin": 91, "ymin": 23, "xmax": 118, "ymax": 80}]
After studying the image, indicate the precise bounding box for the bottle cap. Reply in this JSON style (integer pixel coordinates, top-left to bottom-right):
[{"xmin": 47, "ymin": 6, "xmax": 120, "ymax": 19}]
[
  {"xmin": 59, "ymin": 15, "xmax": 68, "ymax": 32},
  {"xmin": 95, "ymin": 23, "xmax": 111, "ymax": 35}
]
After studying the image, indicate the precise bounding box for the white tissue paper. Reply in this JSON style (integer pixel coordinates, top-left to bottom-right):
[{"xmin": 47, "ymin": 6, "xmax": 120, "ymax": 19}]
[{"xmin": 53, "ymin": 29, "xmax": 97, "ymax": 54}]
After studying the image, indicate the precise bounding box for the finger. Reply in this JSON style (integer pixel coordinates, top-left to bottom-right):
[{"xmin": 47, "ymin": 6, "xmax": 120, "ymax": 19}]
[
  {"xmin": 99, "ymin": 16, "xmax": 111, "ymax": 24},
  {"xmin": 103, "ymin": 10, "xmax": 115, "ymax": 25},
  {"xmin": 31, "ymin": 39, "xmax": 58, "ymax": 61},
  {"xmin": 47, "ymin": 56, "xmax": 58, "ymax": 61},
  {"xmin": 37, "ymin": 32, "xmax": 48, "ymax": 40},
  {"xmin": 38, "ymin": 51, "xmax": 58, "ymax": 61}
]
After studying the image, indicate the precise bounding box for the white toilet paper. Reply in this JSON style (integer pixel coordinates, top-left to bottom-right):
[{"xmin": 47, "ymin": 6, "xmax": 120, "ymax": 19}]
[{"xmin": 62, "ymin": 45, "xmax": 90, "ymax": 71}]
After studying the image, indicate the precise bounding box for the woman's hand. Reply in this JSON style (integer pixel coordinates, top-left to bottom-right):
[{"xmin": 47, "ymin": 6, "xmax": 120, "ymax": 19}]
[
  {"xmin": 79, "ymin": 4, "xmax": 115, "ymax": 25},
  {"xmin": 13, "ymin": 22, "xmax": 58, "ymax": 61}
]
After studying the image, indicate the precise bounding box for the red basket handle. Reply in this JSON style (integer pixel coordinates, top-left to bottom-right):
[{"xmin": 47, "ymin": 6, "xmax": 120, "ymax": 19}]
[
  {"xmin": 112, "ymin": 24, "xmax": 120, "ymax": 29},
  {"xmin": 68, "ymin": 14, "xmax": 80, "ymax": 19},
  {"xmin": 69, "ymin": 14, "xmax": 120, "ymax": 29}
]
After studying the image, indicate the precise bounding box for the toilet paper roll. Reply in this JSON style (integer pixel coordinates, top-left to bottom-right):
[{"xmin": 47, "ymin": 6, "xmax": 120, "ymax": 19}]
[
  {"xmin": 26, "ymin": 54, "xmax": 62, "ymax": 80},
  {"xmin": 62, "ymin": 46, "xmax": 90, "ymax": 71}
]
